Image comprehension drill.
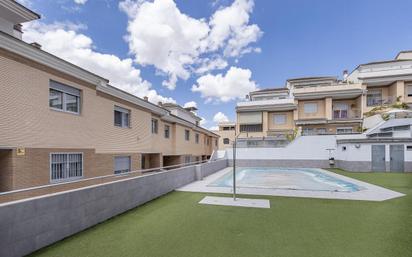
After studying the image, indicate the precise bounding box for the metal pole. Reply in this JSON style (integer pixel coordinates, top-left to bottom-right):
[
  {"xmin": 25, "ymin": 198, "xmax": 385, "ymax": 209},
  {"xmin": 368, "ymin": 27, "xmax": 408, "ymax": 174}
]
[{"xmin": 233, "ymin": 137, "xmax": 236, "ymax": 201}]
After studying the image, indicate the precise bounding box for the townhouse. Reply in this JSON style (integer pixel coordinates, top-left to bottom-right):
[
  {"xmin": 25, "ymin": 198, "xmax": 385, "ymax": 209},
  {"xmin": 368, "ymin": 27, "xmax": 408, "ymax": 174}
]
[
  {"xmin": 236, "ymin": 52, "xmax": 412, "ymax": 139},
  {"xmin": 213, "ymin": 122, "xmax": 236, "ymax": 150},
  {"xmin": 0, "ymin": 1, "xmax": 218, "ymax": 192}
]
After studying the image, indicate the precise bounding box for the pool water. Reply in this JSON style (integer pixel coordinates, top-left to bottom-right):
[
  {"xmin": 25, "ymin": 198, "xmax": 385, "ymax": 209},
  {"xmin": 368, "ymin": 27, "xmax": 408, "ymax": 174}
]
[{"xmin": 208, "ymin": 167, "xmax": 363, "ymax": 192}]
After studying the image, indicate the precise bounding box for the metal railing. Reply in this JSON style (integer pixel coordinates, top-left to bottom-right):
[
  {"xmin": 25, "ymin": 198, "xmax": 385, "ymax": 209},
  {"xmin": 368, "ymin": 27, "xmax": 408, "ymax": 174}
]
[
  {"xmin": 0, "ymin": 159, "xmax": 213, "ymax": 202},
  {"xmin": 367, "ymin": 96, "xmax": 397, "ymax": 107},
  {"xmin": 236, "ymin": 137, "xmax": 290, "ymax": 148},
  {"xmin": 332, "ymin": 109, "xmax": 362, "ymax": 120}
]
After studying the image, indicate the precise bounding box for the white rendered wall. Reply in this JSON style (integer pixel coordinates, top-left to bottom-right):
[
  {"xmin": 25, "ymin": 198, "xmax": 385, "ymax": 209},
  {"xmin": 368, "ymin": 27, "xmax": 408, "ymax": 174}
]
[
  {"xmin": 226, "ymin": 135, "xmax": 412, "ymax": 162},
  {"xmin": 226, "ymin": 135, "xmax": 337, "ymax": 160}
]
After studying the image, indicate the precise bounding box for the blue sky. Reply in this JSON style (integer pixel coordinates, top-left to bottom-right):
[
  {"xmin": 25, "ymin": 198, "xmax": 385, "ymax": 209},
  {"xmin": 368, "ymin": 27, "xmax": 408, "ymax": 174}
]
[{"xmin": 21, "ymin": 0, "xmax": 412, "ymax": 129}]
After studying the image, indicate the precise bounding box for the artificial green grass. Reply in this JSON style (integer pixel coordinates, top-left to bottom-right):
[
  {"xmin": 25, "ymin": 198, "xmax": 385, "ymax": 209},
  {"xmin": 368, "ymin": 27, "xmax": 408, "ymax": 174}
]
[{"xmin": 30, "ymin": 170, "xmax": 412, "ymax": 257}]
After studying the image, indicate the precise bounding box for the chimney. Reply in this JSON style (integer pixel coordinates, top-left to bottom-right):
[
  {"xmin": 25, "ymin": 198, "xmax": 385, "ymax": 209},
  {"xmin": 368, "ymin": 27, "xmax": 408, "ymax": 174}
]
[
  {"xmin": 245, "ymin": 94, "xmax": 250, "ymax": 100},
  {"xmin": 158, "ymin": 101, "xmax": 163, "ymax": 106},
  {"xmin": 13, "ymin": 24, "xmax": 22, "ymax": 33},
  {"xmin": 343, "ymin": 70, "xmax": 349, "ymax": 81},
  {"xmin": 143, "ymin": 96, "xmax": 149, "ymax": 101},
  {"xmin": 30, "ymin": 42, "xmax": 42, "ymax": 49}
]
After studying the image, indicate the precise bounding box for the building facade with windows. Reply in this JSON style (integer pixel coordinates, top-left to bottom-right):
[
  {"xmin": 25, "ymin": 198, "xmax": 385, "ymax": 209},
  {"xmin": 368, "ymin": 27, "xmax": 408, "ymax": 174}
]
[
  {"xmin": 237, "ymin": 52, "xmax": 412, "ymax": 138},
  {"xmin": 213, "ymin": 122, "xmax": 236, "ymax": 150},
  {"xmin": 0, "ymin": 1, "xmax": 218, "ymax": 192}
]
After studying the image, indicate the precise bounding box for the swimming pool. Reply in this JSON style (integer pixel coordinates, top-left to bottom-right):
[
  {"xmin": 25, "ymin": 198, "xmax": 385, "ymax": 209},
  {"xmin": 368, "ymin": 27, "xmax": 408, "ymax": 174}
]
[{"xmin": 208, "ymin": 167, "xmax": 364, "ymax": 192}]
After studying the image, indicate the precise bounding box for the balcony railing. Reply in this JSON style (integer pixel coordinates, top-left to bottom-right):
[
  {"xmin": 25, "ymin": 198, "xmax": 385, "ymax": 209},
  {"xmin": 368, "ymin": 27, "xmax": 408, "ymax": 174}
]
[
  {"xmin": 236, "ymin": 137, "xmax": 290, "ymax": 148},
  {"xmin": 366, "ymin": 96, "xmax": 397, "ymax": 107},
  {"xmin": 332, "ymin": 109, "xmax": 361, "ymax": 120}
]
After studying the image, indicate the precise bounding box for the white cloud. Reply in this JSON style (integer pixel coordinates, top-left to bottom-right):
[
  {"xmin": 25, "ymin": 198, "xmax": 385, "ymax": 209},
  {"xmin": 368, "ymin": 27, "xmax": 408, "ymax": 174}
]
[
  {"xmin": 119, "ymin": 0, "xmax": 261, "ymax": 90},
  {"xmin": 209, "ymin": 126, "xmax": 219, "ymax": 131},
  {"xmin": 183, "ymin": 101, "xmax": 197, "ymax": 109},
  {"xmin": 207, "ymin": 0, "xmax": 262, "ymax": 57},
  {"xmin": 74, "ymin": 0, "xmax": 88, "ymax": 4},
  {"xmin": 192, "ymin": 66, "xmax": 257, "ymax": 102},
  {"xmin": 22, "ymin": 21, "xmax": 175, "ymax": 104},
  {"xmin": 199, "ymin": 117, "xmax": 207, "ymax": 126},
  {"xmin": 213, "ymin": 112, "xmax": 229, "ymax": 123}
]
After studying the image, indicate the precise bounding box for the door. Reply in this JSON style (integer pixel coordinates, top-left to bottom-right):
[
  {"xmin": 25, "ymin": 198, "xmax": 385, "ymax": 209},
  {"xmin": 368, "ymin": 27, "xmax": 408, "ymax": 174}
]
[
  {"xmin": 371, "ymin": 145, "xmax": 386, "ymax": 172},
  {"xmin": 390, "ymin": 145, "xmax": 404, "ymax": 172}
]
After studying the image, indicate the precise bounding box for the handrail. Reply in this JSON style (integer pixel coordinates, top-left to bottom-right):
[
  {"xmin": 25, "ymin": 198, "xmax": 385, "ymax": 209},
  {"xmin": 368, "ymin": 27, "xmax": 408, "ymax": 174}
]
[{"xmin": 0, "ymin": 159, "xmax": 212, "ymax": 196}]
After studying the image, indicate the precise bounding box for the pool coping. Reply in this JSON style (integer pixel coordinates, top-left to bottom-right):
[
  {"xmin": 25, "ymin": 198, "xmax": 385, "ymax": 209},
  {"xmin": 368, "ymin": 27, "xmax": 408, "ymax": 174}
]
[{"xmin": 177, "ymin": 167, "xmax": 405, "ymax": 201}]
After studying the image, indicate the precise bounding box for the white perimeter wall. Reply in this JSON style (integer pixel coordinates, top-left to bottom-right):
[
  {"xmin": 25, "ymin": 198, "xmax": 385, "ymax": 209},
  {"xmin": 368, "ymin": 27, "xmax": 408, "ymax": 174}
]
[
  {"xmin": 226, "ymin": 135, "xmax": 412, "ymax": 162},
  {"xmin": 226, "ymin": 136, "xmax": 337, "ymax": 160}
]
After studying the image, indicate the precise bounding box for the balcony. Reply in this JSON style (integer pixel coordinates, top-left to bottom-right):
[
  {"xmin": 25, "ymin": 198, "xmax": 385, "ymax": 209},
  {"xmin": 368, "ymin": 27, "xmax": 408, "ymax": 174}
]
[
  {"xmin": 236, "ymin": 98, "xmax": 296, "ymax": 111},
  {"xmin": 293, "ymin": 83, "xmax": 364, "ymax": 100},
  {"xmin": 332, "ymin": 109, "xmax": 361, "ymax": 120},
  {"xmin": 366, "ymin": 96, "xmax": 397, "ymax": 107}
]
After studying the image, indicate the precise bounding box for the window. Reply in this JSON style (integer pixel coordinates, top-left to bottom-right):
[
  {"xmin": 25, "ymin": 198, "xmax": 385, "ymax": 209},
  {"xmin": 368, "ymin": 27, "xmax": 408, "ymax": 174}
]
[
  {"xmin": 215, "ymin": 139, "xmax": 218, "ymax": 147},
  {"xmin": 184, "ymin": 156, "xmax": 191, "ymax": 163},
  {"xmin": 317, "ymin": 128, "xmax": 327, "ymax": 134},
  {"xmin": 407, "ymin": 85, "xmax": 412, "ymax": 97},
  {"xmin": 49, "ymin": 80, "xmax": 80, "ymax": 114},
  {"xmin": 273, "ymin": 114, "xmax": 286, "ymax": 125},
  {"xmin": 207, "ymin": 138, "xmax": 210, "ymax": 145},
  {"xmin": 185, "ymin": 129, "xmax": 190, "ymax": 141},
  {"xmin": 151, "ymin": 119, "xmax": 158, "ymax": 134},
  {"xmin": 164, "ymin": 125, "xmax": 170, "ymax": 139},
  {"xmin": 337, "ymin": 127, "xmax": 353, "ymax": 134},
  {"xmin": 367, "ymin": 89, "xmax": 382, "ymax": 106},
  {"xmin": 333, "ymin": 103, "xmax": 348, "ymax": 119},
  {"xmin": 195, "ymin": 133, "xmax": 199, "ymax": 144},
  {"xmin": 50, "ymin": 153, "xmax": 83, "ymax": 182},
  {"xmin": 304, "ymin": 103, "xmax": 317, "ymax": 114},
  {"xmin": 223, "ymin": 138, "xmax": 230, "ymax": 144},
  {"xmin": 407, "ymin": 145, "xmax": 412, "ymax": 151},
  {"xmin": 302, "ymin": 128, "xmax": 315, "ymax": 135},
  {"xmin": 240, "ymin": 124, "xmax": 263, "ymax": 132},
  {"xmin": 114, "ymin": 106, "xmax": 130, "ymax": 128},
  {"xmin": 114, "ymin": 156, "xmax": 131, "ymax": 174}
]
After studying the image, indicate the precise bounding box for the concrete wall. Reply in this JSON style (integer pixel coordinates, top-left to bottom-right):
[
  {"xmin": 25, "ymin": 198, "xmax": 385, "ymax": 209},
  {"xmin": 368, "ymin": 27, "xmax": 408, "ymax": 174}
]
[
  {"xmin": 0, "ymin": 159, "xmax": 228, "ymax": 257},
  {"xmin": 227, "ymin": 135, "xmax": 337, "ymax": 160},
  {"xmin": 225, "ymin": 135, "xmax": 412, "ymax": 172}
]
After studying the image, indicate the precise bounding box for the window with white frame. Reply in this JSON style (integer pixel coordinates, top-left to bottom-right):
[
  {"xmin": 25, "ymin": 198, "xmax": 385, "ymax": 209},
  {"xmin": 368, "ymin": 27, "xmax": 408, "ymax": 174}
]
[
  {"xmin": 273, "ymin": 114, "xmax": 286, "ymax": 125},
  {"xmin": 50, "ymin": 153, "xmax": 83, "ymax": 182},
  {"xmin": 337, "ymin": 127, "xmax": 353, "ymax": 134},
  {"xmin": 151, "ymin": 119, "xmax": 158, "ymax": 134},
  {"xmin": 303, "ymin": 103, "xmax": 318, "ymax": 114},
  {"xmin": 333, "ymin": 103, "xmax": 348, "ymax": 119},
  {"xmin": 195, "ymin": 133, "xmax": 199, "ymax": 144},
  {"xmin": 114, "ymin": 156, "xmax": 131, "ymax": 174},
  {"xmin": 114, "ymin": 106, "xmax": 130, "ymax": 128},
  {"xmin": 49, "ymin": 80, "xmax": 80, "ymax": 114},
  {"xmin": 185, "ymin": 129, "xmax": 190, "ymax": 141}
]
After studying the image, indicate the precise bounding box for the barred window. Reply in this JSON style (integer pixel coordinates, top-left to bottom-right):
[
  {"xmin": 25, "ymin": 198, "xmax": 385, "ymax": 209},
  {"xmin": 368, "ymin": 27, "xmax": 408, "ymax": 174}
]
[{"xmin": 50, "ymin": 153, "xmax": 83, "ymax": 182}]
